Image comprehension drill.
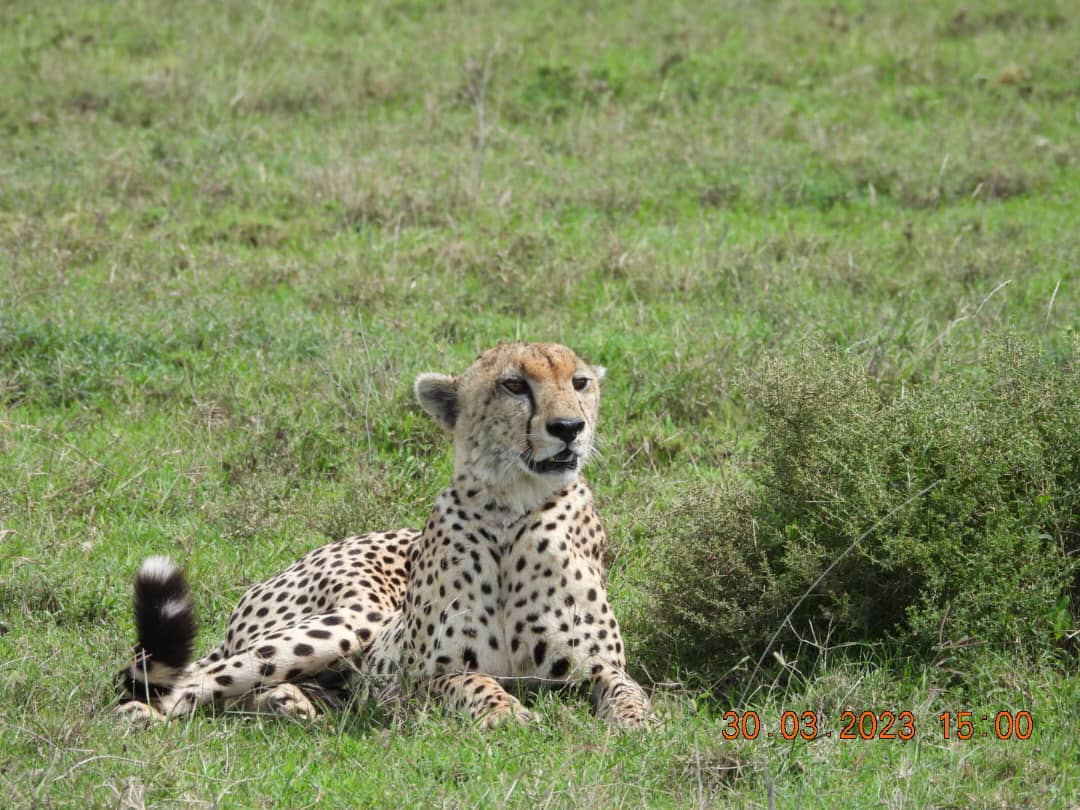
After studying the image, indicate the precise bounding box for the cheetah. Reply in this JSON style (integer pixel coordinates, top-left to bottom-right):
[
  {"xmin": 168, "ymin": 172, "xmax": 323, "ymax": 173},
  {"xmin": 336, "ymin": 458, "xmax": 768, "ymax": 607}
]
[{"xmin": 116, "ymin": 342, "xmax": 653, "ymax": 729}]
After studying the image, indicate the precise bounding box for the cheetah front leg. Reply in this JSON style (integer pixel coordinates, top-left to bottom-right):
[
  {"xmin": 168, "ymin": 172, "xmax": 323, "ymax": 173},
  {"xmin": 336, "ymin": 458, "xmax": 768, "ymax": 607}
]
[
  {"xmin": 588, "ymin": 662, "xmax": 655, "ymax": 729},
  {"xmin": 430, "ymin": 673, "xmax": 535, "ymax": 728}
]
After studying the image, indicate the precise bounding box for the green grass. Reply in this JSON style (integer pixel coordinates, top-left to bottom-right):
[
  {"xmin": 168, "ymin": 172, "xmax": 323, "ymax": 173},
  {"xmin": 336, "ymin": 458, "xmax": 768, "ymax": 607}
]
[{"xmin": 2, "ymin": 0, "xmax": 1078, "ymax": 806}]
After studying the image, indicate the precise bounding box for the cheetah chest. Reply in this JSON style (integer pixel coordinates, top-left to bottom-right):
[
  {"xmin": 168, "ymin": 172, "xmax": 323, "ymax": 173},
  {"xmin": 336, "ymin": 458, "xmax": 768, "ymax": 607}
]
[
  {"xmin": 403, "ymin": 489, "xmax": 625, "ymax": 683},
  {"xmin": 498, "ymin": 517, "xmax": 623, "ymax": 682}
]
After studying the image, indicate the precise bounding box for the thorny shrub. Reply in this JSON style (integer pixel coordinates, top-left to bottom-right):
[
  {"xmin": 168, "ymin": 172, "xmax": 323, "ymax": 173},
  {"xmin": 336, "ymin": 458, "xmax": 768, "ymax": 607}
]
[{"xmin": 640, "ymin": 336, "xmax": 1079, "ymax": 682}]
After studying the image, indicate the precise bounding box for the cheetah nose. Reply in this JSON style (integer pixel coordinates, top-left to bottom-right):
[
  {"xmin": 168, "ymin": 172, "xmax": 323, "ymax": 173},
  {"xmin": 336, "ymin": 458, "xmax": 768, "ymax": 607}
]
[{"xmin": 546, "ymin": 418, "xmax": 585, "ymax": 443}]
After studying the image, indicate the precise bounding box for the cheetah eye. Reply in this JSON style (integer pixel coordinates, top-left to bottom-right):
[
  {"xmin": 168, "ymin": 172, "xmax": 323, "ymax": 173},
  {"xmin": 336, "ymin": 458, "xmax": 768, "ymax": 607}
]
[
  {"xmin": 572, "ymin": 376, "xmax": 590, "ymax": 392},
  {"xmin": 501, "ymin": 378, "xmax": 530, "ymax": 396}
]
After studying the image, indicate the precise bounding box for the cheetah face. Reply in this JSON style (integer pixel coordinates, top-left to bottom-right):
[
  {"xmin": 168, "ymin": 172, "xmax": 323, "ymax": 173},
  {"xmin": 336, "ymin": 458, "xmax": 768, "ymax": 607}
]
[{"xmin": 415, "ymin": 343, "xmax": 604, "ymax": 507}]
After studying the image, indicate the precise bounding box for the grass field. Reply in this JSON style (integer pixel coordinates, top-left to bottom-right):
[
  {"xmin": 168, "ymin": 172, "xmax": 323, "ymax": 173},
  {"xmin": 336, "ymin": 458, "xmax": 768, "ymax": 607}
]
[{"xmin": 2, "ymin": 0, "xmax": 1078, "ymax": 807}]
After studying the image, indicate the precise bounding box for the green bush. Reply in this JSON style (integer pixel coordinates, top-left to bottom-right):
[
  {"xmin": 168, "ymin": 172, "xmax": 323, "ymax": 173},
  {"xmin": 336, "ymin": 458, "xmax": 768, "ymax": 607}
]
[{"xmin": 641, "ymin": 336, "xmax": 1079, "ymax": 680}]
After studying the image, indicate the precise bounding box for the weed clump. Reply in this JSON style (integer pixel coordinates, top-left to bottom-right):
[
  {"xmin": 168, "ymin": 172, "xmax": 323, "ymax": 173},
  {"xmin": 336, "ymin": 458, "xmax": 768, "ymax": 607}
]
[{"xmin": 641, "ymin": 337, "xmax": 1079, "ymax": 680}]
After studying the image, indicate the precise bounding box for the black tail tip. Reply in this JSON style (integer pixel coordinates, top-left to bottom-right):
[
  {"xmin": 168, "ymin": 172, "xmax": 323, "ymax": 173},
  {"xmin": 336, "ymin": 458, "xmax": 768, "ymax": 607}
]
[{"xmin": 133, "ymin": 556, "xmax": 196, "ymax": 669}]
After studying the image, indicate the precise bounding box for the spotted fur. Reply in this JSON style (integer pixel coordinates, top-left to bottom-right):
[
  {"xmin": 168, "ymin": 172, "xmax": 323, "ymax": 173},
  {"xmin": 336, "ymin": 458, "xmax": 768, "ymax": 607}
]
[{"xmin": 116, "ymin": 342, "xmax": 653, "ymax": 729}]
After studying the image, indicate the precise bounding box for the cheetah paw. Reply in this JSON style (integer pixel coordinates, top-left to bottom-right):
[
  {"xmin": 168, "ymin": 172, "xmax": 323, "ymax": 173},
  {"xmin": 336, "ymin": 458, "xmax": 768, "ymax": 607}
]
[
  {"xmin": 479, "ymin": 701, "xmax": 536, "ymax": 729},
  {"xmin": 114, "ymin": 700, "xmax": 164, "ymax": 724},
  {"xmin": 250, "ymin": 684, "xmax": 318, "ymax": 720}
]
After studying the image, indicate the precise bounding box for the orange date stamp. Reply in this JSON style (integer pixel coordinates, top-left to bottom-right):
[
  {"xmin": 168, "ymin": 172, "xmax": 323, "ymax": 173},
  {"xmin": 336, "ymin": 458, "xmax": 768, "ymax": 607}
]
[{"xmin": 721, "ymin": 710, "xmax": 1034, "ymax": 741}]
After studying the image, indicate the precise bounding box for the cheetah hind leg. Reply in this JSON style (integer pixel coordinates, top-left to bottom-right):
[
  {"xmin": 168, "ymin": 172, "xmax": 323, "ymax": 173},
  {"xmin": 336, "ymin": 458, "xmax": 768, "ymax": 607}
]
[
  {"xmin": 154, "ymin": 612, "xmax": 368, "ymax": 717},
  {"xmin": 234, "ymin": 664, "xmax": 372, "ymax": 719}
]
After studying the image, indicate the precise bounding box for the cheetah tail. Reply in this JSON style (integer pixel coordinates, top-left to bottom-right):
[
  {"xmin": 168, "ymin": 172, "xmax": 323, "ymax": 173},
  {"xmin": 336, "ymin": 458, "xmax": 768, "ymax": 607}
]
[{"xmin": 117, "ymin": 557, "xmax": 197, "ymax": 702}]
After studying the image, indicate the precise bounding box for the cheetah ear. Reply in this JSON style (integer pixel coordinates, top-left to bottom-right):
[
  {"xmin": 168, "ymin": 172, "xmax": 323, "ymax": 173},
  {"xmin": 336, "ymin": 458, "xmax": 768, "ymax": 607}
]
[
  {"xmin": 415, "ymin": 373, "xmax": 459, "ymax": 429},
  {"xmin": 592, "ymin": 365, "xmax": 607, "ymax": 381}
]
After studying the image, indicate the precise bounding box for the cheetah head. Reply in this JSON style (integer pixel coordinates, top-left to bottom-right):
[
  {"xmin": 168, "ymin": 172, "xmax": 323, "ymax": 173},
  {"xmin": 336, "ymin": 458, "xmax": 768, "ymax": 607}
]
[{"xmin": 415, "ymin": 342, "xmax": 605, "ymax": 512}]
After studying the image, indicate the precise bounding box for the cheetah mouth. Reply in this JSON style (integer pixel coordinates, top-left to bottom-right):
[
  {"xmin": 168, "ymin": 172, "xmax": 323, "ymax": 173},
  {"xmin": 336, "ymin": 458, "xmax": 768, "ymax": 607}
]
[{"xmin": 524, "ymin": 448, "xmax": 579, "ymax": 474}]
